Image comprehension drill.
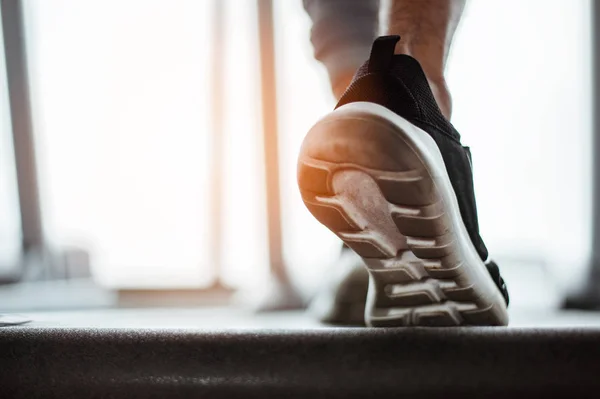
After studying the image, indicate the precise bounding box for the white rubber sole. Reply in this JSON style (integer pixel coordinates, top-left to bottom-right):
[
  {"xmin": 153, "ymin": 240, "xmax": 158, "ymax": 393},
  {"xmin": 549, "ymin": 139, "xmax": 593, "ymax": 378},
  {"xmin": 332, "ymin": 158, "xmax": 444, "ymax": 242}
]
[{"xmin": 298, "ymin": 102, "xmax": 508, "ymax": 327}]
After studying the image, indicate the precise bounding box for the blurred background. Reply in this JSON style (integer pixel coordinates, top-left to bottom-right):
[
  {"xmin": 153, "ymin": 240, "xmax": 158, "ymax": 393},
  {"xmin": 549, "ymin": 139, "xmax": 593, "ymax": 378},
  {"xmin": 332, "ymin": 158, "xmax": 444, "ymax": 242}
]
[{"xmin": 0, "ymin": 0, "xmax": 595, "ymax": 317}]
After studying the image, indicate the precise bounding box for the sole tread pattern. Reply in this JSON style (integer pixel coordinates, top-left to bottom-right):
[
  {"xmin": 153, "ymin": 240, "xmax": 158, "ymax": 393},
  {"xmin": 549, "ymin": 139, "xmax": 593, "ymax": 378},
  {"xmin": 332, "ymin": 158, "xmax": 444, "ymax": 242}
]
[
  {"xmin": 299, "ymin": 155, "xmax": 506, "ymax": 327},
  {"xmin": 298, "ymin": 103, "xmax": 507, "ymax": 326}
]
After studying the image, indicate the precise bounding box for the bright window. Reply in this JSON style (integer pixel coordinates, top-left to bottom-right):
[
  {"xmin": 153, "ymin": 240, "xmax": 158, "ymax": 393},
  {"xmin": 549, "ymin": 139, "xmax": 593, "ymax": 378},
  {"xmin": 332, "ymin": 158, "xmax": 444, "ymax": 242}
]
[{"xmin": 16, "ymin": 0, "xmax": 592, "ymax": 296}]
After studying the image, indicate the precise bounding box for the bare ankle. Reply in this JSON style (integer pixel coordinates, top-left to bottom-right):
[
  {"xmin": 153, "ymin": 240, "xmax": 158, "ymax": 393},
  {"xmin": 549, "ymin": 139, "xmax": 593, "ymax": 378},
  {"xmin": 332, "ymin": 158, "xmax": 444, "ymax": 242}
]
[
  {"xmin": 428, "ymin": 77, "xmax": 452, "ymax": 120},
  {"xmin": 331, "ymin": 70, "xmax": 356, "ymax": 101}
]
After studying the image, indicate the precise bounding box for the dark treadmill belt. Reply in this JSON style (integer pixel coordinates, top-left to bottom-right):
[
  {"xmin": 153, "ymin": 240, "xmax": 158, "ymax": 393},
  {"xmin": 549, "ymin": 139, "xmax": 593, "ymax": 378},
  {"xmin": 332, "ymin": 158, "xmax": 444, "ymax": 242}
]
[{"xmin": 1, "ymin": 326, "xmax": 600, "ymax": 398}]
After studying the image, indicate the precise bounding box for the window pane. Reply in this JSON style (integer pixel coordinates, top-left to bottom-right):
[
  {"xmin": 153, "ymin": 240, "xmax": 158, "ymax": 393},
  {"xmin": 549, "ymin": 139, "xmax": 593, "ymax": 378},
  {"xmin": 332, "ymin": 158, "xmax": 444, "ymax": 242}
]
[
  {"xmin": 24, "ymin": 0, "xmax": 215, "ymax": 287},
  {"xmin": 220, "ymin": 0, "xmax": 268, "ymax": 288},
  {"xmin": 448, "ymin": 0, "xmax": 592, "ymax": 285}
]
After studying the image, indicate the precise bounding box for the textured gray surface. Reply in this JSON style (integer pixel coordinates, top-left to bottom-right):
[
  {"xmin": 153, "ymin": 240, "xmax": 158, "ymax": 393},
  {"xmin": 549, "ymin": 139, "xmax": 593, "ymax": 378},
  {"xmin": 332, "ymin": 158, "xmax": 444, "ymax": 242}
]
[
  {"xmin": 2, "ymin": 308, "xmax": 600, "ymax": 398},
  {"xmin": 2, "ymin": 321, "xmax": 600, "ymax": 398}
]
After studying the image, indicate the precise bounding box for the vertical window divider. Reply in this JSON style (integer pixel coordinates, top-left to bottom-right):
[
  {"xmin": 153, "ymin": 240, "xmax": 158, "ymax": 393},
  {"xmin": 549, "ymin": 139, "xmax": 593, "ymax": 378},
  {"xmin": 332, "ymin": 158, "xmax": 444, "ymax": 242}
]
[
  {"xmin": 1, "ymin": 0, "xmax": 44, "ymax": 283},
  {"xmin": 255, "ymin": 0, "xmax": 303, "ymax": 310}
]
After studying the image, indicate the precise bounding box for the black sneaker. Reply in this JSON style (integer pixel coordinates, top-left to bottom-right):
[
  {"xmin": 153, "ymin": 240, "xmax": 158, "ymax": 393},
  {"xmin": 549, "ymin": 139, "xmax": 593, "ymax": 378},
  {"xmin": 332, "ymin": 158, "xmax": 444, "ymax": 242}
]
[{"xmin": 298, "ymin": 35, "xmax": 509, "ymax": 327}]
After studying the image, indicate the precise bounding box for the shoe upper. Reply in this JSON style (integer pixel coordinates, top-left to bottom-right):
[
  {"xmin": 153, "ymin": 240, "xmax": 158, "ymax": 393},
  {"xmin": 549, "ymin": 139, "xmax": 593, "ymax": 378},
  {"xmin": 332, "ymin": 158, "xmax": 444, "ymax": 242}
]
[{"xmin": 336, "ymin": 35, "xmax": 509, "ymax": 305}]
